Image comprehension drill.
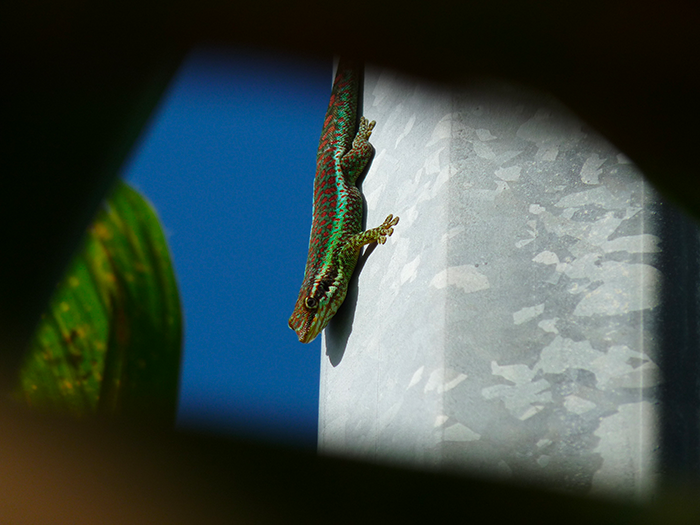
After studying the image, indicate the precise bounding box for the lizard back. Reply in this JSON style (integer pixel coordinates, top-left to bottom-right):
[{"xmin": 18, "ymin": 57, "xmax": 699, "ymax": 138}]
[{"xmin": 305, "ymin": 58, "xmax": 364, "ymax": 287}]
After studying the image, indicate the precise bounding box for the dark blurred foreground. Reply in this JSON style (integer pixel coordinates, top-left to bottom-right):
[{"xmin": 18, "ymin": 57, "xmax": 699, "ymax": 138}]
[{"xmin": 3, "ymin": 403, "xmax": 699, "ymax": 525}]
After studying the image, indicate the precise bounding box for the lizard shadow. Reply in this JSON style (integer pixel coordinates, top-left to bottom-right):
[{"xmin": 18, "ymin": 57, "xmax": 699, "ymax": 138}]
[{"xmin": 325, "ymin": 242, "xmax": 376, "ymax": 366}]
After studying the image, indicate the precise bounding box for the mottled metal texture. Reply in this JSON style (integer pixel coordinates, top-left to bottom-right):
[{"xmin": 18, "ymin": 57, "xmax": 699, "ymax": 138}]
[
  {"xmin": 289, "ymin": 59, "xmax": 398, "ymax": 343},
  {"xmin": 319, "ymin": 65, "xmax": 662, "ymax": 499}
]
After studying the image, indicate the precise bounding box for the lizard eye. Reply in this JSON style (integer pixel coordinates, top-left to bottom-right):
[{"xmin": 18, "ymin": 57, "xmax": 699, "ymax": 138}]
[{"xmin": 305, "ymin": 297, "xmax": 318, "ymax": 310}]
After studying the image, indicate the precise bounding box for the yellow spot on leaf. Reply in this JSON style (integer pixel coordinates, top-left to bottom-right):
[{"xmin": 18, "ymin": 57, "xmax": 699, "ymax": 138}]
[
  {"xmin": 94, "ymin": 222, "xmax": 112, "ymax": 240},
  {"xmin": 60, "ymin": 302, "xmax": 70, "ymax": 312},
  {"xmin": 68, "ymin": 276, "xmax": 80, "ymax": 287}
]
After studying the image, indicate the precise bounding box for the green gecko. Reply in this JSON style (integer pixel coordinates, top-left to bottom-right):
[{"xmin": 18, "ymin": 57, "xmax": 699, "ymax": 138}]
[{"xmin": 288, "ymin": 58, "xmax": 399, "ymax": 343}]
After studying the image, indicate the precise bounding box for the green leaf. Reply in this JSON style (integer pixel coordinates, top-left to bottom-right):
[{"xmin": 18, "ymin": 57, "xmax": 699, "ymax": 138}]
[{"xmin": 16, "ymin": 181, "xmax": 182, "ymax": 425}]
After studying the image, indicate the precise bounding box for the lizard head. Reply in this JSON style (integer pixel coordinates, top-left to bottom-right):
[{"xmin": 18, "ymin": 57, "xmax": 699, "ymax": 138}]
[{"xmin": 288, "ymin": 274, "xmax": 347, "ymax": 343}]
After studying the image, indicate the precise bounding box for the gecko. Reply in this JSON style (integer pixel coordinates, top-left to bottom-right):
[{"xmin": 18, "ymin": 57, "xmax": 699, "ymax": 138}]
[{"xmin": 288, "ymin": 58, "xmax": 399, "ymax": 343}]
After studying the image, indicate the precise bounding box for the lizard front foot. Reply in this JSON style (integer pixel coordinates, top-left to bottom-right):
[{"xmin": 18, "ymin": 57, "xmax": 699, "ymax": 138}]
[
  {"xmin": 358, "ymin": 116, "xmax": 376, "ymax": 140},
  {"xmin": 376, "ymin": 214, "xmax": 400, "ymax": 244}
]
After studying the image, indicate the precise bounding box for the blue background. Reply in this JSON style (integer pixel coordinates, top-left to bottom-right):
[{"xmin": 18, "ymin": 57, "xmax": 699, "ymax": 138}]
[{"xmin": 121, "ymin": 47, "xmax": 331, "ymax": 448}]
